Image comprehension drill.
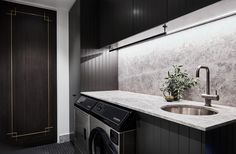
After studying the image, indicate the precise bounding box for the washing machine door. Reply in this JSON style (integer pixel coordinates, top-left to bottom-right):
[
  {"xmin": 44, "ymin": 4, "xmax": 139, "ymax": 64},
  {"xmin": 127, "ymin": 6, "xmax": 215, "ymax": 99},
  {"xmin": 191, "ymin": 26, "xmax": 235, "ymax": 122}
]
[{"xmin": 89, "ymin": 127, "xmax": 118, "ymax": 154}]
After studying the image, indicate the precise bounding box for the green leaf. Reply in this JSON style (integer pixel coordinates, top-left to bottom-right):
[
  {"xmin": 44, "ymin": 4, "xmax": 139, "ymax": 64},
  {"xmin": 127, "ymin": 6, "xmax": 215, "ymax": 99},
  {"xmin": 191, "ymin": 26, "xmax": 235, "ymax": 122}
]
[{"xmin": 160, "ymin": 64, "xmax": 199, "ymax": 100}]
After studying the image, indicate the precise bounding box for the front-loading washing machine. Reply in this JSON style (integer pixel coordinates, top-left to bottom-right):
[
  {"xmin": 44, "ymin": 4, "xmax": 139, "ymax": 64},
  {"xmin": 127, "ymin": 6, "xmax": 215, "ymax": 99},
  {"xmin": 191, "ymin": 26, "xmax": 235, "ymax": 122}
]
[
  {"xmin": 75, "ymin": 95, "xmax": 136, "ymax": 154},
  {"xmin": 89, "ymin": 100, "xmax": 136, "ymax": 154}
]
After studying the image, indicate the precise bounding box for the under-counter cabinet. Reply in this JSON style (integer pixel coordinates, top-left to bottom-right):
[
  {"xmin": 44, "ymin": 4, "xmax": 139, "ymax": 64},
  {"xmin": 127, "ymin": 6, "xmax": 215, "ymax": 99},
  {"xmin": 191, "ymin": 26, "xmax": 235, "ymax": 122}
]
[
  {"xmin": 81, "ymin": 91, "xmax": 236, "ymax": 154},
  {"xmin": 137, "ymin": 112, "xmax": 236, "ymax": 154}
]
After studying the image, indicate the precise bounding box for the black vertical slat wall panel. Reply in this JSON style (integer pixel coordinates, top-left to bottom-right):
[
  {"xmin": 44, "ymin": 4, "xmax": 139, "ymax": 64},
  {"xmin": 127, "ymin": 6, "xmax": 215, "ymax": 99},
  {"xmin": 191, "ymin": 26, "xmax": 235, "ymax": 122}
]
[
  {"xmin": 136, "ymin": 113, "xmax": 236, "ymax": 154},
  {"xmin": 189, "ymin": 128, "xmax": 202, "ymax": 154},
  {"xmin": 137, "ymin": 112, "xmax": 236, "ymax": 154},
  {"xmin": 80, "ymin": 0, "xmax": 118, "ymax": 92},
  {"xmin": 178, "ymin": 125, "xmax": 190, "ymax": 154},
  {"xmin": 136, "ymin": 113, "xmax": 156, "ymax": 154},
  {"xmin": 169, "ymin": 122, "xmax": 179, "ymax": 154},
  {"xmin": 137, "ymin": 114, "xmax": 204, "ymax": 154},
  {"xmin": 160, "ymin": 119, "xmax": 169, "ymax": 154}
]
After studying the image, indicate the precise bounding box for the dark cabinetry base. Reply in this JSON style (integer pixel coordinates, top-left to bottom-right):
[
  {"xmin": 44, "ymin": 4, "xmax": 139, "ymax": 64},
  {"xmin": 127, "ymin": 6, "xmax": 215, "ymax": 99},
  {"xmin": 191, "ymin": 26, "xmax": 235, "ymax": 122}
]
[{"xmin": 136, "ymin": 112, "xmax": 236, "ymax": 154}]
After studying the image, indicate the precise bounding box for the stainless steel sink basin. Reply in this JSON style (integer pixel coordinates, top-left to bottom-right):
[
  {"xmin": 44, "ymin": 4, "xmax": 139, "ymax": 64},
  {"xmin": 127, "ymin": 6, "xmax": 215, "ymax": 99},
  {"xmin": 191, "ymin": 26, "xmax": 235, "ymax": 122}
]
[{"xmin": 161, "ymin": 105, "xmax": 218, "ymax": 116}]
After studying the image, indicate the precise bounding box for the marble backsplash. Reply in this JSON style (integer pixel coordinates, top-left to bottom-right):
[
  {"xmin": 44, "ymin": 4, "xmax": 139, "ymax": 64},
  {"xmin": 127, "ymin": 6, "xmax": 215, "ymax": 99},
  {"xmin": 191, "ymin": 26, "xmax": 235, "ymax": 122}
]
[{"xmin": 118, "ymin": 15, "xmax": 236, "ymax": 107}]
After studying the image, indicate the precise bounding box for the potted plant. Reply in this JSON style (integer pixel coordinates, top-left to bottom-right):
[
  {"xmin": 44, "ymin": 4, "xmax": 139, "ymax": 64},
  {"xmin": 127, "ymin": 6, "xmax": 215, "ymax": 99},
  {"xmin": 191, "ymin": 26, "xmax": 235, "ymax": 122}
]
[{"xmin": 160, "ymin": 65, "xmax": 198, "ymax": 101}]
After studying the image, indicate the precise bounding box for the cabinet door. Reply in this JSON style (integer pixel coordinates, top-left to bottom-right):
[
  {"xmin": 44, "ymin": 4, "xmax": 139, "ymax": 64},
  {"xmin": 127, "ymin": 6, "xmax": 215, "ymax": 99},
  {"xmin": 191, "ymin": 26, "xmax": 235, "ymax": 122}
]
[
  {"xmin": 168, "ymin": 0, "xmax": 220, "ymax": 22},
  {"xmin": 186, "ymin": 0, "xmax": 220, "ymax": 14},
  {"xmin": 99, "ymin": 0, "xmax": 133, "ymax": 47},
  {"xmin": 74, "ymin": 108, "xmax": 90, "ymax": 154},
  {"xmin": 133, "ymin": 0, "xmax": 167, "ymax": 34},
  {"xmin": 168, "ymin": 0, "xmax": 186, "ymax": 21}
]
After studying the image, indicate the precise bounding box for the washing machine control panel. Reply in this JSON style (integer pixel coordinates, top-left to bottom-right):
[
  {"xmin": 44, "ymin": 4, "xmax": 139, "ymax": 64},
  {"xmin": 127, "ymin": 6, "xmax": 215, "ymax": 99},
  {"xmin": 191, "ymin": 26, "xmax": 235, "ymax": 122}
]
[
  {"xmin": 75, "ymin": 96, "xmax": 97, "ymax": 111},
  {"xmin": 92, "ymin": 102, "xmax": 129, "ymax": 126}
]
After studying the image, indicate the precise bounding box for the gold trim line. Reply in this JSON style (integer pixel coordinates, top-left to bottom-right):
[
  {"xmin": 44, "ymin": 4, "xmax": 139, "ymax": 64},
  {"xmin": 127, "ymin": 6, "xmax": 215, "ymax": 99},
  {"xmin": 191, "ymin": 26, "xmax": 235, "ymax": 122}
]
[{"xmin": 6, "ymin": 8, "xmax": 53, "ymax": 139}]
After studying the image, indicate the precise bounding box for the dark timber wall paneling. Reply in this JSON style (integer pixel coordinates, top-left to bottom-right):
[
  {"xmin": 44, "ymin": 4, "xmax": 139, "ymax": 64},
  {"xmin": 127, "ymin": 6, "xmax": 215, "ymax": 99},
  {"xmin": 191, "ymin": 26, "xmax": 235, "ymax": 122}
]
[
  {"xmin": 81, "ymin": 50, "xmax": 118, "ymax": 91},
  {"xmin": 0, "ymin": 6, "xmax": 11, "ymax": 141},
  {"xmin": 137, "ymin": 112, "xmax": 236, "ymax": 154},
  {"xmin": 80, "ymin": 0, "xmax": 118, "ymax": 91},
  {"xmin": 0, "ymin": 1, "xmax": 57, "ymax": 145}
]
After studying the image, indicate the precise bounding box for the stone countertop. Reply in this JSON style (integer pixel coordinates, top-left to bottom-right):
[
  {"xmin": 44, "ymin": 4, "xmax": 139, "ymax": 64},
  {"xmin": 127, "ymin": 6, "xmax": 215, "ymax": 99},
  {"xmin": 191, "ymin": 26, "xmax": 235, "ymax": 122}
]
[{"xmin": 81, "ymin": 90, "xmax": 236, "ymax": 131}]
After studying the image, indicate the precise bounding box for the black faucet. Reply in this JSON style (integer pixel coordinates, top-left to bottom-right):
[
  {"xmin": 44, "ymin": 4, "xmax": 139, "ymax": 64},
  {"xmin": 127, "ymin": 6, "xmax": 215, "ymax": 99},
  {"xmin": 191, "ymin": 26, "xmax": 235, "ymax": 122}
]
[{"xmin": 196, "ymin": 65, "xmax": 219, "ymax": 107}]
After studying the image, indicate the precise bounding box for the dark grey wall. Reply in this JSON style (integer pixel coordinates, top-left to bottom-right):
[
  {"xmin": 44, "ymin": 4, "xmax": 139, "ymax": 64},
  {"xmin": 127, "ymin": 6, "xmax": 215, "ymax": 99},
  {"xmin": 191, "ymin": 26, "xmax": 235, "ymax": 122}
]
[
  {"xmin": 80, "ymin": 0, "xmax": 118, "ymax": 91},
  {"xmin": 69, "ymin": 0, "xmax": 80, "ymax": 141}
]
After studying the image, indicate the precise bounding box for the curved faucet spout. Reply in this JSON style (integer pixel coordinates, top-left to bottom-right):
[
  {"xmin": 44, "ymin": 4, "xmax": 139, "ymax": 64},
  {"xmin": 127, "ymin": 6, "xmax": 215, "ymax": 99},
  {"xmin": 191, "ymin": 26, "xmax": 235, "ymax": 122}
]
[
  {"xmin": 196, "ymin": 65, "xmax": 210, "ymax": 94},
  {"xmin": 195, "ymin": 65, "xmax": 219, "ymax": 107}
]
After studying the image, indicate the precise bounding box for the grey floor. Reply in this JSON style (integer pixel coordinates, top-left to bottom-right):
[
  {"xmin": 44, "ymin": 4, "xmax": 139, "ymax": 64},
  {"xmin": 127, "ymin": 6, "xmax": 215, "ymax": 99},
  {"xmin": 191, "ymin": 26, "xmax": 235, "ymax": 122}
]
[{"xmin": 1, "ymin": 142, "xmax": 75, "ymax": 154}]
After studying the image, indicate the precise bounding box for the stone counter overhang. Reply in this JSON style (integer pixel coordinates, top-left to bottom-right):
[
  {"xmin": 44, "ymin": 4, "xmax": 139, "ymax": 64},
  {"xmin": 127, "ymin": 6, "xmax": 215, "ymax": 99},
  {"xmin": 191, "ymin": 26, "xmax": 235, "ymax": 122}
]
[{"xmin": 81, "ymin": 90, "xmax": 236, "ymax": 131}]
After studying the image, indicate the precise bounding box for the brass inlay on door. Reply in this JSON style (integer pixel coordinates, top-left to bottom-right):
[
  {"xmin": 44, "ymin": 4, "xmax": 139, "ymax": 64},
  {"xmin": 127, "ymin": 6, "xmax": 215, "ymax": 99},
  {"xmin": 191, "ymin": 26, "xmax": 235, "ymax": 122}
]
[
  {"xmin": 10, "ymin": 9, "xmax": 14, "ymax": 136},
  {"xmin": 47, "ymin": 17, "xmax": 51, "ymax": 127},
  {"xmin": 6, "ymin": 9, "xmax": 53, "ymax": 140}
]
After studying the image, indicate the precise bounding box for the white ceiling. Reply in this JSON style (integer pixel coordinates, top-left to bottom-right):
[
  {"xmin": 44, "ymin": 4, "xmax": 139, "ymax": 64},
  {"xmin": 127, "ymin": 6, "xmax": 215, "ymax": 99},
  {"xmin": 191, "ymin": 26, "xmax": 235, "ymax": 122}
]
[{"xmin": 6, "ymin": 0, "xmax": 76, "ymax": 11}]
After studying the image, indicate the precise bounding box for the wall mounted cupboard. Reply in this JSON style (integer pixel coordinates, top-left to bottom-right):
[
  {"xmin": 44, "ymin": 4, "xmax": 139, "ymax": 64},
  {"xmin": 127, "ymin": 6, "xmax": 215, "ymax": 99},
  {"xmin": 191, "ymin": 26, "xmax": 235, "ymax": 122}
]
[{"xmin": 99, "ymin": 0, "xmax": 220, "ymax": 48}]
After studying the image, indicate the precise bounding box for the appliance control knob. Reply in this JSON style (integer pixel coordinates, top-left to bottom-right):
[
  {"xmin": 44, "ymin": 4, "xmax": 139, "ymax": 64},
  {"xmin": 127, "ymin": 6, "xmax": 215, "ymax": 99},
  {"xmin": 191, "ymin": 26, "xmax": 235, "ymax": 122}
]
[{"xmin": 97, "ymin": 105, "xmax": 102, "ymax": 111}]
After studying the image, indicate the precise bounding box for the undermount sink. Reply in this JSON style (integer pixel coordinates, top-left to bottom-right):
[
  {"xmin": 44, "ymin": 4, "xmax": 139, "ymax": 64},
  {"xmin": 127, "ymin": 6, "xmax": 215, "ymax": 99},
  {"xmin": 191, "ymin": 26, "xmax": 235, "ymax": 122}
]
[{"xmin": 161, "ymin": 105, "xmax": 218, "ymax": 116}]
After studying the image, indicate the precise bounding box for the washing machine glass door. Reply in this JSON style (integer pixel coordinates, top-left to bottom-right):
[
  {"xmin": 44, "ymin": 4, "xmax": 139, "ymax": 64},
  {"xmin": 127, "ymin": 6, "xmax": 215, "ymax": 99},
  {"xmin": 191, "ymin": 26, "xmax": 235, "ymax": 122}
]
[{"xmin": 89, "ymin": 127, "xmax": 118, "ymax": 154}]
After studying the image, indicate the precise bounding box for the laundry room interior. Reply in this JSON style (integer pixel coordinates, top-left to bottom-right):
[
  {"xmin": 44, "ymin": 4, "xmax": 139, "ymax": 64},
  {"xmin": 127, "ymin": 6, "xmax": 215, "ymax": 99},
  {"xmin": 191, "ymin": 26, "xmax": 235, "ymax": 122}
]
[{"xmin": 1, "ymin": 0, "xmax": 236, "ymax": 154}]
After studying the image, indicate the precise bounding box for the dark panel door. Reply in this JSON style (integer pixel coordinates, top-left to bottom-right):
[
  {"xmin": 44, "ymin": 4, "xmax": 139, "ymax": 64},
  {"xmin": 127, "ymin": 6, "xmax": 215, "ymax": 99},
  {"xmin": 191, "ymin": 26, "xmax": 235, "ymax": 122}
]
[
  {"xmin": 0, "ymin": 3, "xmax": 11, "ymax": 142},
  {"xmin": 13, "ymin": 10, "xmax": 49, "ymax": 141},
  {"xmin": 99, "ymin": 0, "xmax": 133, "ymax": 47},
  {"xmin": 0, "ymin": 1, "xmax": 57, "ymax": 146},
  {"xmin": 168, "ymin": 0, "xmax": 220, "ymax": 22},
  {"xmin": 186, "ymin": 0, "xmax": 220, "ymax": 14},
  {"xmin": 168, "ymin": 0, "xmax": 186, "ymax": 21},
  {"xmin": 133, "ymin": 0, "xmax": 167, "ymax": 34}
]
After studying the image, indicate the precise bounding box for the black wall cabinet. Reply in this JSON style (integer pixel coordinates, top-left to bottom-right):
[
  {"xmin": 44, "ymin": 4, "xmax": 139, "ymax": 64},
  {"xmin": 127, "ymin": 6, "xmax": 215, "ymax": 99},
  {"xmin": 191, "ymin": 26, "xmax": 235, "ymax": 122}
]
[
  {"xmin": 99, "ymin": 0, "xmax": 133, "ymax": 47},
  {"xmin": 78, "ymin": 0, "xmax": 118, "ymax": 91},
  {"xmin": 168, "ymin": 0, "xmax": 186, "ymax": 21},
  {"xmin": 98, "ymin": 0, "xmax": 220, "ymax": 48},
  {"xmin": 133, "ymin": 0, "xmax": 167, "ymax": 34},
  {"xmin": 186, "ymin": 0, "xmax": 220, "ymax": 14},
  {"xmin": 168, "ymin": 0, "xmax": 220, "ymax": 21}
]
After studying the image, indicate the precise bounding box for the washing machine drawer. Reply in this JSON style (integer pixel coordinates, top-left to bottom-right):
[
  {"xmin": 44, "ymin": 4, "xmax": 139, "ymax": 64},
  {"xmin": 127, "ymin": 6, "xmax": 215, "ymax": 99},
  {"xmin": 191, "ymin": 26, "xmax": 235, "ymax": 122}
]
[{"xmin": 75, "ymin": 107, "xmax": 90, "ymax": 154}]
